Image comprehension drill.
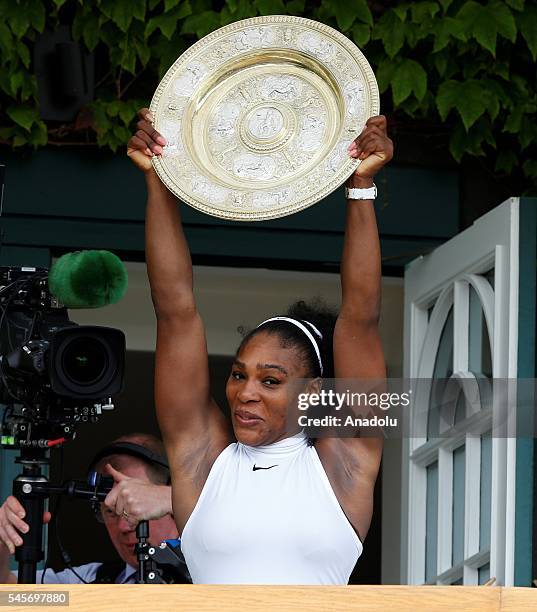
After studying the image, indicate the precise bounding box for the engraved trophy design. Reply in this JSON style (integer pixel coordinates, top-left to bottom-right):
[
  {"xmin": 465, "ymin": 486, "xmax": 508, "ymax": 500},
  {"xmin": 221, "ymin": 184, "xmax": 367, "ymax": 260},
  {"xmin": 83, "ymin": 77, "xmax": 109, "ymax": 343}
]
[{"xmin": 150, "ymin": 16, "xmax": 379, "ymax": 221}]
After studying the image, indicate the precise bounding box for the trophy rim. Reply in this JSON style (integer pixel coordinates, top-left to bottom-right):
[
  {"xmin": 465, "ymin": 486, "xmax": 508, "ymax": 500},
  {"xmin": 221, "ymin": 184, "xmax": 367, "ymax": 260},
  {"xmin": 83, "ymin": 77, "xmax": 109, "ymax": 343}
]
[{"xmin": 150, "ymin": 15, "xmax": 380, "ymax": 222}]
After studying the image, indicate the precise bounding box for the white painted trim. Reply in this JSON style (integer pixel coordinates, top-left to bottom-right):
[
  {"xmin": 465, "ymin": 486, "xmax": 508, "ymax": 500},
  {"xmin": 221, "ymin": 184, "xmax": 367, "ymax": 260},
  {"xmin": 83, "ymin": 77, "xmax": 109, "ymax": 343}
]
[
  {"xmin": 407, "ymin": 288, "xmax": 453, "ymax": 584},
  {"xmin": 437, "ymin": 446, "xmax": 453, "ymax": 576},
  {"xmin": 409, "ymin": 408, "xmax": 492, "ymax": 468},
  {"xmin": 404, "ymin": 199, "xmax": 520, "ymax": 586},
  {"xmin": 454, "ymin": 280, "xmax": 469, "ymax": 373},
  {"xmin": 504, "ymin": 199, "xmax": 520, "ymax": 586},
  {"xmin": 415, "ymin": 285, "xmax": 453, "ymax": 380},
  {"xmin": 465, "ymin": 549, "xmax": 491, "ymax": 569},
  {"xmin": 437, "ymin": 563, "xmax": 463, "ymax": 585},
  {"xmin": 464, "ymin": 273, "xmax": 495, "ymax": 356},
  {"xmin": 490, "ymin": 244, "xmax": 508, "ymax": 586},
  {"xmin": 400, "ymin": 434, "xmax": 411, "ymax": 583},
  {"xmin": 408, "ymin": 461, "xmax": 427, "ymax": 583},
  {"xmin": 465, "ymin": 434, "xmax": 481, "ymax": 584}
]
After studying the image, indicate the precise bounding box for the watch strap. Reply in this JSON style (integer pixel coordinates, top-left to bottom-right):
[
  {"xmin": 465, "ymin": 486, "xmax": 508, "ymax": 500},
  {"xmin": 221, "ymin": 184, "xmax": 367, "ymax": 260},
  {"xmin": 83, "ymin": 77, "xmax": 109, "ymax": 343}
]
[{"xmin": 345, "ymin": 184, "xmax": 377, "ymax": 200}]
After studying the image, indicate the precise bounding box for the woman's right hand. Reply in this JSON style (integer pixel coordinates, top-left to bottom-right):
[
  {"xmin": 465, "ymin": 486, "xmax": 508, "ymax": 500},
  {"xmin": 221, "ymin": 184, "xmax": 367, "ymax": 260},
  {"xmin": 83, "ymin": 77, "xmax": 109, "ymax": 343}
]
[
  {"xmin": 0, "ymin": 496, "xmax": 51, "ymax": 555},
  {"xmin": 127, "ymin": 108, "xmax": 167, "ymax": 174}
]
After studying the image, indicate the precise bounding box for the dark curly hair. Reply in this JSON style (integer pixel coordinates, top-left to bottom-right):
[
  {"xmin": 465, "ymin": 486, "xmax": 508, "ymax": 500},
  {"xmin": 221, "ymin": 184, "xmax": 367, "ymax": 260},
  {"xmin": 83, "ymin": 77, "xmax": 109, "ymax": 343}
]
[{"xmin": 237, "ymin": 297, "xmax": 337, "ymax": 379}]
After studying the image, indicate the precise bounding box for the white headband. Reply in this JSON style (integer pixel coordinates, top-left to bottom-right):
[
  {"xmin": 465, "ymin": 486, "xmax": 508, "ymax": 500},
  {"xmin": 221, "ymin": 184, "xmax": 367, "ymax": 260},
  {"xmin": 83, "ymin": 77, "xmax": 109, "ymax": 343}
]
[{"xmin": 256, "ymin": 316, "xmax": 324, "ymax": 375}]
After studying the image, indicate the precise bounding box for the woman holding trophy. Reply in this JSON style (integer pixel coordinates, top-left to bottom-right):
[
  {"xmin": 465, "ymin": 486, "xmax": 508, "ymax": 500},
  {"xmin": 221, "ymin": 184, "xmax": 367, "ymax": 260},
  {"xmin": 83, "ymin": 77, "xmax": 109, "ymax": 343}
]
[
  {"xmin": 124, "ymin": 12, "xmax": 391, "ymax": 586},
  {"xmin": 125, "ymin": 106, "xmax": 393, "ymax": 584}
]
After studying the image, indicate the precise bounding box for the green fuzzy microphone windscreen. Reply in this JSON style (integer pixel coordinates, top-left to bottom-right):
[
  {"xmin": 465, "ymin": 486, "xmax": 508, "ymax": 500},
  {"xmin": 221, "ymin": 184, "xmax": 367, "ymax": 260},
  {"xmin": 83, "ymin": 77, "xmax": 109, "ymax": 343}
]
[{"xmin": 48, "ymin": 250, "xmax": 128, "ymax": 308}]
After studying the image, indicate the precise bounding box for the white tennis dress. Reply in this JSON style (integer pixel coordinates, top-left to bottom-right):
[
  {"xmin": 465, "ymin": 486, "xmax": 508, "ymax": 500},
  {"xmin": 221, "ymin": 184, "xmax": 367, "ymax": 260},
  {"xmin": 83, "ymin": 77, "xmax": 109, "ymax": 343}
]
[{"xmin": 180, "ymin": 432, "xmax": 362, "ymax": 584}]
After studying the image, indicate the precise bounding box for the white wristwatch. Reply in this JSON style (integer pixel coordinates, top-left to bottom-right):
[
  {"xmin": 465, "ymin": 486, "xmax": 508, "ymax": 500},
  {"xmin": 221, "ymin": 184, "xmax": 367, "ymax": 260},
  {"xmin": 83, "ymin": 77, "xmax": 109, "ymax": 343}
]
[{"xmin": 345, "ymin": 183, "xmax": 377, "ymax": 200}]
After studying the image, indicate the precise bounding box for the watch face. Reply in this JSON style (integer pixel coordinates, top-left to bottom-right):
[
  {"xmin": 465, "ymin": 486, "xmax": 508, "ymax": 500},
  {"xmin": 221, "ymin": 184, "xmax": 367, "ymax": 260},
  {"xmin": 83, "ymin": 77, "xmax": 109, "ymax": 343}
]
[{"xmin": 150, "ymin": 15, "xmax": 379, "ymax": 221}]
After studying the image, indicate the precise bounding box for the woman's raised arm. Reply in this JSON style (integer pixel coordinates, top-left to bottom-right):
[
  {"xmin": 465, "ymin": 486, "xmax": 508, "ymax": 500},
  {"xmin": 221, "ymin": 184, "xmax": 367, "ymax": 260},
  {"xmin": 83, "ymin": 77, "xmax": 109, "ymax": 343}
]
[
  {"xmin": 127, "ymin": 109, "xmax": 231, "ymax": 497},
  {"xmin": 316, "ymin": 115, "xmax": 393, "ymax": 542}
]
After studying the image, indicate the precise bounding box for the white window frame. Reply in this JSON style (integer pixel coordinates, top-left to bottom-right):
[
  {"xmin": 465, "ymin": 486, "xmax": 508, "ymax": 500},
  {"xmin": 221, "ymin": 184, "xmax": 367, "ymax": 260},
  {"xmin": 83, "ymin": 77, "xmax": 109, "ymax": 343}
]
[{"xmin": 402, "ymin": 198, "xmax": 520, "ymax": 586}]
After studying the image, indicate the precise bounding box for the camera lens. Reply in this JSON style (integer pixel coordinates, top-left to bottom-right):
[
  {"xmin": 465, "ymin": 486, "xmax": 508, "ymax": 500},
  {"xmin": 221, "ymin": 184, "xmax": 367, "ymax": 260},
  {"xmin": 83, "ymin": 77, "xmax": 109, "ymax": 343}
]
[
  {"xmin": 50, "ymin": 325, "xmax": 125, "ymax": 398},
  {"xmin": 61, "ymin": 337, "xmax": 108, "ymax": 385}
]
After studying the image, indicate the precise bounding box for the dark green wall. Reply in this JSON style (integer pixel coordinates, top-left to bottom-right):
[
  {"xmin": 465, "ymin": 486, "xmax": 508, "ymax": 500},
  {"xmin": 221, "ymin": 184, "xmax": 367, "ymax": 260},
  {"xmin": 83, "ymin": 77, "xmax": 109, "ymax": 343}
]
[{"xmin": 0, "ymin": 148, "xmax": 458, "ymax": 273}]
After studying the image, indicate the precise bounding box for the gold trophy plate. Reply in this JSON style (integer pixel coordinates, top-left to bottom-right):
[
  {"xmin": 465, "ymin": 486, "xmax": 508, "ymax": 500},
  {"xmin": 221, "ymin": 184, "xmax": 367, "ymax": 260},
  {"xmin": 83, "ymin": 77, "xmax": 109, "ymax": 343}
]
[{"xmin": 150, "ymin": 15, "xmax": 379, "ymax": 221}]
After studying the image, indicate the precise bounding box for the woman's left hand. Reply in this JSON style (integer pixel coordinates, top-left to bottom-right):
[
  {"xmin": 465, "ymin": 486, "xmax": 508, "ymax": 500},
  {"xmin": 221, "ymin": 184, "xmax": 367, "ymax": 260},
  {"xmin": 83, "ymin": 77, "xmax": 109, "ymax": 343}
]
[{"xmin": 348, "ymin": 115, "xmax": 393, "ymax": 180}]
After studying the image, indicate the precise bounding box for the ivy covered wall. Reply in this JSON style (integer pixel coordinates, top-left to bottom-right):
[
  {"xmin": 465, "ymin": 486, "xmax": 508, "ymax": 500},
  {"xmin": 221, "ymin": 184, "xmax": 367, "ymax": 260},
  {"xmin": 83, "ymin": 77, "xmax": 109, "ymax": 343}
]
[{"xmin": 0, "ymin": 0, "xmax": 535, "ymax": 197}]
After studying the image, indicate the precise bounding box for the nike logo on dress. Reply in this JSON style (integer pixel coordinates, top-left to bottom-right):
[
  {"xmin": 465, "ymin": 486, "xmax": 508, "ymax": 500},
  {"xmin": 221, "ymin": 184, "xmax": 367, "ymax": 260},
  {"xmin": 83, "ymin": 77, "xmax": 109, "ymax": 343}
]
[{"xmin": 252, "ymin": 464, "xmax": 278, "ymax": 471}]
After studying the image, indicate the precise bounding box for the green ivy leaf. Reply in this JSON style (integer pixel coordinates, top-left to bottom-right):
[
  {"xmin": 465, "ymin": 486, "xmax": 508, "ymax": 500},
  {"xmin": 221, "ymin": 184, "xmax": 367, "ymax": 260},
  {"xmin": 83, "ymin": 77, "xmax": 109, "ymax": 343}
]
[
  {"xmin": 492, "ymin": 61, "xmax": 510, "ymax": 81},
  {"xmin": 351, "ymin": 23, "xmax": 370, "ymax": 47},
  {"xmin": 479, "ymin": 119, "xmax": 496, "ymax": 149},
  {"xmin": 225, "ymin": 0, "xmax": 239, "ymax": 12},
  {"xmin": 449, "ymin": 120, "xmax": 493, "ymax": 161},
  {"xmin": 340, "ymin": 0, "xmax": 373, "ymax": 31},
  {"xmin": 376, "ymin": 59, "xmax": 396, "ymax": 94},
  {"xmin": 439, "ymin": 0, "xmax": 454, "ymax": 12},
  {"xmin": 101, "ymin": 0, "xmax": 146, "ymax": 32},
  {"xmin": 391, "ymin": 59, "xmax": 427, "ymax": 105},
  {"xmin": 150, "ymin": 33, "xmax": 188, "ymax": 76},
  {"xmin": 25, "ymin": 0, "xmax": 46, "ymax": 33},
  {"xmin": 52, "ymin": 0, "xmax": 68, "ymax": 8},
  {"xmin": 400, "ymin": 91, "xmax": 434, "ymax": 116},
  {"xmin": 506, "ymin": 0, "xmax": 524, "ymax": 10},
  {"xmin": 331, "ymin": 0, "xmax": 355, "ymax": 31},
  {"xmin": 404, "ymin": 22, "xmax": 426, "ymax": 49},
  {"xmin": 7, "ymin": 105, "xmax": 39, "ymax": 131},
  {"xmin": 523, "ymin": 160, "xmax": 537, "ymax": 180},
  {"xmin": 433, "ymin": 52, "xmax": 448, "ymax": 77},
  {"xmin": 504, "ymin": 104, "xmax": 525, "ymax": 133},
  {"xmin": 432, "ymin": 16, "xmax": 467, "ymax": 52},
  {"xmin": 0, "ymin": 71, "xmax": 12, "ymax": 96},
  {"xmin": 353, "ymin": 0, "xmax": 373, "ymax": 27},
  {"xmin": 165, "ymin": 0, "xmax": 182, "ymax": 9},
  {"xmin": 373, "ymin": 10, "xmax": 405, "ymax": 59},
  {"xmin": 118, "ymin": 100, "xmax": 144, "ymax": 126},
  {"xmin": 28, "ymin": 121, "xmax": 48, "ymax": 147},
  {"xmin": 511, "ymin": 73, "xmax": 530, "ymax": 97},
  {"xmin": 106, "ymin": 101, "xmax": 121, "ymax": 117},
  {"xmin": 85, "ymin": 17, "xmax": 102, "ymax": 52},
  {"xmin": 149, "ymin": 0, "xmax": 162, "ymax": 9},
  {"xmin": 0, "ymin": 127, "xmax": 15, "ymax": 141},
  {"xmin": 287, "ymin": 0, "xmax": 305, "ymax": 12},
  {"xmin": 520, "ymin": 116, "xmax": 537, "ymax": 150},
  {"xmin": 0, "ymin": 22, "xmax": 13, "ymax": 57},
  {"xmin": 16, "ymin": 41, "xmax": 31, "ymax": 69},
  {"xmin": 495, "ymin": 150, "xmax": 517, "ymax": 173},
  {"xmin": 6, "ymin": 5, "xmax": 30, "ymax": 38},
  {"xmin": 10, "ymin": 71, "xmax": 25, "ymax": 96},
  {"xmin": 519, "ymin": 6, "xmax": 537, "ymax": 60},
  {"xmin": 121, "ymin": 43, "xmax": 138, "ymax": 74},
  {"xmin": 257, "ymin": 0, "xmax": 286, "ymax": 16},
  {"xmin": 484, "ymin": 79, "xmax": 507, "ymax": 118},
  {"xmin": 98, "ymin": 20, "xmax": 121, "ymax": 56},
  {"xmin": 456, "ymin": 1, "xmax": 516, "ymax": 56},
  {"xmin": 13, "ymin": 134, "xmax": 28, "ymax": 148},
  {"xmin": 146, "ymin": 3, "xmax": 193, "ymax": 39},
  {"xmin": 410, "ymin": 2, "xmax": 440, "ymax": 23},
  {"xmin": 134, "ymin": 36, "xmax": 152, "ymax": 66},
  {"xmin": 19, "ymin": 75, "xmax": 37, "ymax": 102},
  {"xmin": 181, "ymin": 10, "xmax": 221, "ymax": 38},
  {"xmin": 89, "ymin": 100, "xmax": 107, "ymax": 123},
  {"xmin": 113, "ymin": 124, "xmax": 132, "ymax": 143},
  {"xmin": 392, "ymin": 4, "xmax": 409, "ymax": 21},
  {"xmin": 437, "ymin": 79, "xmax": 487, "ymax": 130},
  {"xmin": 72, "ymin": 6, "xmax": 104, "ymax": 51},
  {"xmin": 220, "ymin": 0, "xmax": 256, "ymax": 23}
]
